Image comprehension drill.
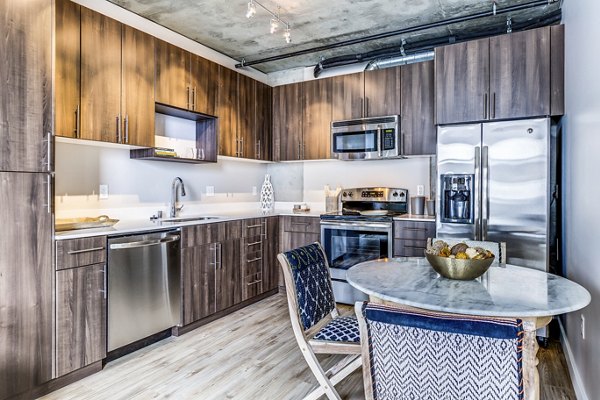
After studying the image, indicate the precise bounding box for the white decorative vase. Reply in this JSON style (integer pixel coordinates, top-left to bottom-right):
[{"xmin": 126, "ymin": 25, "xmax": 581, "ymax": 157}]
[{"xmin": 260, "ymin": 174, "xmax": 274, "ymax": 213}]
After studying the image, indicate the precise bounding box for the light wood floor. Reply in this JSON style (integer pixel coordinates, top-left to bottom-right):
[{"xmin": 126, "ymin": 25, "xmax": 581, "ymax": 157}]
[{"xmin": 39, "ymin": 293, "xmax": 575, "ymax": 400}]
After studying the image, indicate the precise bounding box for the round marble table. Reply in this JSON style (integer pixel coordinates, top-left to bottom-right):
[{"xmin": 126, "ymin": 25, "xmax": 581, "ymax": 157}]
[{"xmin": 347, "ymin": 257, "xmax": 591, "ymax": 400}]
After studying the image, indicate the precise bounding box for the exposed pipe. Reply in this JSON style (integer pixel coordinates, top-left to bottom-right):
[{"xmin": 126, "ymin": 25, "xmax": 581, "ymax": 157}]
[
  {"xmin": 312, "ymin": 9, "xmax": 561, "ymax": 77},
  {"xmin": 235, "ymin": 0, "xmax": 559, "ymax": 69},
  {"xmin": 364, "ymin": 51, "xmax": 435, "ymax": 71}
]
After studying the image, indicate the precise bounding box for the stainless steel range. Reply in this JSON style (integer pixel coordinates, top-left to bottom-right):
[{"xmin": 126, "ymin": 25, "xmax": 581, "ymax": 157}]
[{"xmin": 320, "ymin": 187, "xmax": 408, "ymax": 304}]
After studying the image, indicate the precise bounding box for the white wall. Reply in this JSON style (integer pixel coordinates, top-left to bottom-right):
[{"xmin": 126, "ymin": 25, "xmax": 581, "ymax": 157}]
[{"xmin": 561, "ymin": 2, "xmax": 600, "ymax": 399}]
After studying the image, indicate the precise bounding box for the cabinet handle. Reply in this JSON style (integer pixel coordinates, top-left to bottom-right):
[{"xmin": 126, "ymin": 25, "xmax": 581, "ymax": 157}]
[
  {"xmin": 404, "ymin": 227, "xmax": 427, "ymax": 232},
  {"xmin": 377, "ymin": 125, "xmax": 382, "ymax": 157},
  {"xmin": 247, "ymin": 257, "xmax": 262, "ymax": 263},
  {"xmin": 116, "ymin": 115, "xmax": 121, "ymax": 143},
  {"xmin": 124, "ymin": 115, "xmax": 129, "ymax": 144},
  {"xmin": 246, "ymin": 224, "xmax": 262, "ymax": 229},
  {"xmin": 217, "ymin": 243, "xmax": 222, "ymax": 269},
  {"xmin": 46, "ymin": 174, "xmax": 52, "ymax": 214},
  {"xmin": 256, "ymin": 140, "xmax": 261, "ymax": 159},
  {"xmin": 403, "ymin": 245, "xmax": 427, "ymax": 250},
  {"xmin": 297, "ymin": 141, "xmax": 301, "ymax": 160},
  {"xmin": 45, "ymin": 131, "xmax": 53, "ymax": 173},
  {"xmin": 101, "ymin": 265, "xmax": 107, "ymax": 299},
  {"xmin": 246, "ymin": 279, "xmax": 262, "ymax": 286},
  {"xmin": 492, "ymin": 92, "xmax": 496, "ymax": 119},
  {"xmin": 74, "ymin": 105, "xmax": 80, "ymax": 138},
  {"xmin": 302, "ymin": 143, "xmax": 305, "ymax": 159},
  {"xmin": 365, "ymin": 97, "xmax": 369, "ymax": 117},
  {"xmin": 483, "ymin": 93, "xmax": 488, "ymax": 120},
  {"xmin": 186, "ymin": 86, "xmax": 190, "ymax": 110},
  {"xmin": 360, "ymin": 98, "xmax": 364, "ymax": 117},
  {"xmin": 246, "ymin": 240, "xmax": 262, "ymax": 247},
  {"xmin": 192, "ymin": 86, "xmax": 196, "ymax": 111},
  {"xmin": 240, "ymin": 137, "xmax": 244, "ymax": 158},
  {"xmin": 67, "ymin": 246, "xmax": 105, "ymax": 255},
  {"xmin": 262, "ymin": 220, "xmax": 267, "ymax": 239},
  {"xmin": 291, "ymin": 222, "xmax": 310, "ymax": 226}
]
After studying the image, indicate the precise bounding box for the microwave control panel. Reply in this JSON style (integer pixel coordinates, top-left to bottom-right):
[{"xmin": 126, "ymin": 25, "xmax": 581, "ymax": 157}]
[{"xmin": 382, "ymin": 129, "xmax": 395, "ymax": 150}]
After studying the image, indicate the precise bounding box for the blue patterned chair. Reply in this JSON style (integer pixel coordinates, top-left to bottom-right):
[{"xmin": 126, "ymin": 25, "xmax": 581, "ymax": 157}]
[
  {"xmin": 356, "ymin": 302, "xmax": 524, "ymax": 400},
  {"xmin": 278, "ymin": 242, "xmax": 362, "ymax": 400}
]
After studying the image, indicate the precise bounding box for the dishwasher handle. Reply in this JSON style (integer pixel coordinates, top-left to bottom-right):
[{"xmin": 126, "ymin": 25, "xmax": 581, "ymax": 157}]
[{"xmin": 109, "ymin": 235, "xmax": 180, "ymax": 250}]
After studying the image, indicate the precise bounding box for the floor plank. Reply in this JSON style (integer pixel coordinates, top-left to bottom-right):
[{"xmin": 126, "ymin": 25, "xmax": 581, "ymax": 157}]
[{"xmin": 39, "ymin": 293, "xmax": 575, "ymax": 400}]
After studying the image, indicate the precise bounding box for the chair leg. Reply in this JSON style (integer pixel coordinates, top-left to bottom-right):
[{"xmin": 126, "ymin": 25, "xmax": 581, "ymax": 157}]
[{"xmin": 299, "ymin": 347, "xmax": 342, "ymax": 400}]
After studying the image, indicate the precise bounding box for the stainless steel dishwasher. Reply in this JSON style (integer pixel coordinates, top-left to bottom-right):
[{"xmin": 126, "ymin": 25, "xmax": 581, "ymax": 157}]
[{"xmin": 107, "ymin": 229, "xmax": 181, "ymax": 352}]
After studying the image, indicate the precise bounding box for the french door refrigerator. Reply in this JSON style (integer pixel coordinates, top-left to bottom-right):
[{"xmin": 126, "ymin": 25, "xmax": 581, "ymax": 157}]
[{"xmin": 436, "ymin": 118, "xmax": 552, "ymax": 272}]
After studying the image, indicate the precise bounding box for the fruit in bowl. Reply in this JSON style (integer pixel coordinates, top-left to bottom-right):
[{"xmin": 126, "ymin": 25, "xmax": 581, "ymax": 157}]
[{"xmin": 425, "ymin": 240, "xmax": 495, "ymax": 280}]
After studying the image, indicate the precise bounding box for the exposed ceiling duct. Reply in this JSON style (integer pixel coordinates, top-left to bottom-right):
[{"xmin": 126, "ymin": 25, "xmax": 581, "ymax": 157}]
[{"xmin": 364, "ymin": 51, "xmax": 435, "ymax": 71}]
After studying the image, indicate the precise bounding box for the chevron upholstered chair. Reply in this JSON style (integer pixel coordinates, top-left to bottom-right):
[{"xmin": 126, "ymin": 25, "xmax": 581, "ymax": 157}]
[
  {"xmin": 278, "ymin": 243, "xmax": 362, "ymax": 400},
  {"xmin": 355, "ymin": 302, "xmax": 524, "ymax": 400}
]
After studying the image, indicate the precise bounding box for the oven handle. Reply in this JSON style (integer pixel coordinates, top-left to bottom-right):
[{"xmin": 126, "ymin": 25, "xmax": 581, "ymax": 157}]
[{"xmin": 320, "ymin": 221, "xmax": 392, "ymax": 232}]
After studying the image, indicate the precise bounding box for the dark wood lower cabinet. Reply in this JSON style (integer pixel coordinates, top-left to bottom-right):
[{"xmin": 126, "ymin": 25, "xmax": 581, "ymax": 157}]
[
  {"xmin": 262, "ymin": 217, "xmax": 280, "ymax": 292},
  {"xmin": 181, "ymin": 243, "xmax": 216, "ymax": 325},
  {"xmin": 0, "ymin": 172, "xmax": 53, "ymax": 399},
  {"xmin": 215, "ymin": 237, "xmax": 242, "ymax": 312},
  {"xmin": 393, "ymin": 220, "xmax": 436, "ymax": 257},
  {"xmin": 55, "ymin": 263, "xmax": 107, "ymax": 377},
  {"xmin": 279, "ymin": 216, "xmax": 321, "ymax": 287}
]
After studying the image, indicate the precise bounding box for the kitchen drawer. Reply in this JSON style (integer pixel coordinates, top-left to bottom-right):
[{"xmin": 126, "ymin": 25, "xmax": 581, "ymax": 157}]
[
  {"xmin": 56, "ymin": 236, "xmax": 107, "ymax": 270},
  {"xmin": 393, "ymin": 239, "xmax": 429, "ymax": 257},
  {"xmin": 243, "ymin": 218, "xmax": 265, "ymax": 238},
  {"xmin": 282, "ymin": 216, "xmax": 320, "ymax": 234},
  {"xmin": 393, "ymin": 221, "xmax": 435, "ymax": 240}
]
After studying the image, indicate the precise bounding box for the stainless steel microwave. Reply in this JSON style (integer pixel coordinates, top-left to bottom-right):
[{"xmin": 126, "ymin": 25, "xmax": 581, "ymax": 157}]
[{"xmin": 331, "ymin": 115, "xmax": 401, "ymax": 160}]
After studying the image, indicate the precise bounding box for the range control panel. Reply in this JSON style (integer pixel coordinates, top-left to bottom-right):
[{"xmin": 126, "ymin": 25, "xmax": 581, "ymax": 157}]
[{"xmin": 341, "ymin": 187, "xmax": 408, "ymax": 202}]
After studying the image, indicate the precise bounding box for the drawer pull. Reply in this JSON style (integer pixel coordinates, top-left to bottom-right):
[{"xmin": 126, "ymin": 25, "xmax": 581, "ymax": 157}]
[
  {"xmin": 405, "ymin": 227, "xmax": 427, "ymax": 231},
  {"xmin": 246, "ymin": 240, "xmax": 262, "ymax": 247},
  {"xmin": 247, "ymin": 257, "xmax": 262, "ymax": 263},
  {"xmin": 403, "ymin": 245, "xmax": 427, "ymax": 250},
  {"xmin": 290, "ymin": 222, "xmax": 310, "ymax": 226},
  {"xmin": 246, "ymin": 224, "xmax": 262, "ymax": 229},
  {"xmin": 246, "ymin": 279, "xmax": 262, "ymax": 286},
  {"xmin": 67, "ymin": 246, "xmax": 105, "ymax": 255}
]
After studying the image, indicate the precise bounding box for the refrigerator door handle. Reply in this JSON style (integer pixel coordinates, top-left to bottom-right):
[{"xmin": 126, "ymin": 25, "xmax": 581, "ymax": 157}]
[
  {"xmin": 474, "ymin": 146, "xmax": 482, "ymax": 241},
  {"xmin": 482, "ymin": 145, "xmax": 490, "ymax": 241}
]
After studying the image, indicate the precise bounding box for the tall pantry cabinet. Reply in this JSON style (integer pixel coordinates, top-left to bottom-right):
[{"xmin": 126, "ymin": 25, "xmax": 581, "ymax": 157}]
[{"xmin": 0, "ymin": 0, "xmax": 54, "ymax": 399}]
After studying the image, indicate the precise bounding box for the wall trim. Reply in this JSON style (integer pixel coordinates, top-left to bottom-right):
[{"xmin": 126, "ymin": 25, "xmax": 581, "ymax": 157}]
[{"xmin": 559, "ymin": 320, "xmax": 589, "ymax": 400}]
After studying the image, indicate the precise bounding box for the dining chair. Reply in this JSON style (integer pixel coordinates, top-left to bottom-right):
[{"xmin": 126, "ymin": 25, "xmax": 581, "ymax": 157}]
[
  {"xmin": 277, "ymin": 242, "xmax": 362, "ymax": 400},
  {"xmin": 427, "ymin": 237, "xmax": 507, "ymax": 264},
  {"xmin": 355, "ymin": 301, "xmax": 524, "ymax": 400}
]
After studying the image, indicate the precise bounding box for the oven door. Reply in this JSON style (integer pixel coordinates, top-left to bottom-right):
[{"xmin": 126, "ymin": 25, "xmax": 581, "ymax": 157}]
[{"xmin": 320, "ymin": 221, "xmax": 392, "ymax": 303}]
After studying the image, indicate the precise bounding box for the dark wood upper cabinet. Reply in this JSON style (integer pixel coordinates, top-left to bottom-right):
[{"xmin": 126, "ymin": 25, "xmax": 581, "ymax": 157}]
[
  {"xmin": 155, "ymin": 39, "xmax": 189, "ymax": 110},
  {"xmin": 0, "ymin": 0, "xmax": 51, "ymax": 173},
  {"xmin": 55, "ymin": 0, "xmax": 81, "ymax": 139},
  {"xmin": 55, "ymin": 263, "xmax": 107, "ymax": 377},
  {"xmin": 489, "ymin": 28, "xmax": 550, "ymax": 120},
  {"xmin": 364, "ymin": 67, "xmax": 401, "ymax": 117},
  {"xmin": 190, "ymin": 54, "xmax": 218, "ymax": 116},
  {"xmin": 331, "ymin": 72, "xmax": 365, "ymax": 120},
  {"xmin": 401, "ymin": 61, "xmax": 436, "ymax": 156},
  {"xmin": 435, "ymin": 38, "xmax": 490, "ymax": 125},
  {"xmin": 237, "ymin": 74, "xmax": 256, "ymax": 159},
  {"xmin": 121, "ymin": 25, "xmax": 155, "ymax": 147},
  {"xmin": 80, "ymin": 8, "xmax": 122, "ymax": 143},
  {"xmin": 0, "ymin": 172, "xmax": 53, "ymax": 398},
  {"xmin": 273, "ymin": 83, "xmax": 303, "ymax": 161},
  {"xmin": 255, "ymin": 82, "xmax": 273, "ymax": 160},
  {"xmin": 303, "ymin": 78, "xmax": 333, "ymax": 160},
  {"xmin": 217, "ymin": 66, "xmax": 239, "ymax": 157}
]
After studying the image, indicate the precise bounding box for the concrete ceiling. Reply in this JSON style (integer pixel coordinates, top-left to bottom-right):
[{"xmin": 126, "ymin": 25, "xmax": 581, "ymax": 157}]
[{"xmin": 107, "ymin": 0, "xmax": 561, "ymax": 73}]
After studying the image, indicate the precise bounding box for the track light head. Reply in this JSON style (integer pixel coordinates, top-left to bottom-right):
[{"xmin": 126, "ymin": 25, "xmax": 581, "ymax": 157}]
[
  {"xmin": 284, "ymin": 28, "xmax": 291, "ymax": 44},
  {"xmin": 246, "ymin": 0, "xmax": 256, "ymax": 18}
]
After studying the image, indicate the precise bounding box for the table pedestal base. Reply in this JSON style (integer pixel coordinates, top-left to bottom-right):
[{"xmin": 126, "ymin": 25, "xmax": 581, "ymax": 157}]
[{"xmin": 369, "ymin": 297, "xmax": 552, "ymax": 400}]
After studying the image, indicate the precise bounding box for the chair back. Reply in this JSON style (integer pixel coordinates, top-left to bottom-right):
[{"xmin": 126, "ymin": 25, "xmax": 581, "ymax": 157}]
[
  {"xmin": 278, "ymin": 243, "xmax": 336, "ymax": 332},
  {"xmin": 356, "ymin": 302, "xmax": 524, "ymax": 400},
  {"xmin": 428, "ymin": 237, "xmax": 507, "ymax": 264}
]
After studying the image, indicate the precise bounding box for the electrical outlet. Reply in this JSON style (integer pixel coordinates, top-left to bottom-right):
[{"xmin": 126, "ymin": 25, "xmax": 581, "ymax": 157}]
[
  {"xmin": 206, "ymin": 186, "xmax": 215, "ymax": 197},
  {"xmin": 252, "ymin": 186, "xmax": 257, "ymax": 196},
  {"xmin": 99, "ymin": 184, "xmax": 109, "ymax": 199},
  {"xmin": 417, "ymin": 185, "xmax": 425, "ymax": 196},
  {"xmin": 581, "ymin": 315, "xmax": 586, "ymax": 340}
]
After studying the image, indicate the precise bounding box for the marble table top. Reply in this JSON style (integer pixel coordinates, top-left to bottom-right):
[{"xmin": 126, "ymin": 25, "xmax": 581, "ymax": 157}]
[{"xmin": 346, "ymin": 257, "xmax": 591, "ymax": 318}]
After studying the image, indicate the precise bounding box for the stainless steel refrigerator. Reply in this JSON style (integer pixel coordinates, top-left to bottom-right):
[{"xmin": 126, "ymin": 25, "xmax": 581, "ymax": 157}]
[{"xmin": 436, "ymin": 118, "xmax": 553, "ymax": 272}]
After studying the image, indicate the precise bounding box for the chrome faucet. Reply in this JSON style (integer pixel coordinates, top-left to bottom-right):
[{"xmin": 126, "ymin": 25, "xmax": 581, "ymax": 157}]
[{"xmin": 169, "ymin": 177, "xmax": 186, "ymax": 218}]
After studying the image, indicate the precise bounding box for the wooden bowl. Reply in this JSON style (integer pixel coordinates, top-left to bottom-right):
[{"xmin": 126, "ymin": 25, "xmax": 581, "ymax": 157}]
[{"xmin": 425, "ymin": 252, "xmax": 494, "ymax": 280}]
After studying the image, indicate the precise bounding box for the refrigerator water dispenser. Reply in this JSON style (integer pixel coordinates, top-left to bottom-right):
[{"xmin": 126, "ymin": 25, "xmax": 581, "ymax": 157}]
[{"xmin": 441, "ymin": 174, "xmax": 474, "ymax": 224}]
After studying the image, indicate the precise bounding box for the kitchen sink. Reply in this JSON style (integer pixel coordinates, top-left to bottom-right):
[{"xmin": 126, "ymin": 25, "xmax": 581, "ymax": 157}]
[{"xmin": 160, "ymin": 216, "xmax": 220, "ymax": 223}]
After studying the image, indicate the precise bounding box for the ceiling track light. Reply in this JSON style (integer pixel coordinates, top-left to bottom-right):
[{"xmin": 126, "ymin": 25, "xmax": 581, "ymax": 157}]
[{"xmin": 245, "ymin": 0, "xmax": 292, "ymax": 44}]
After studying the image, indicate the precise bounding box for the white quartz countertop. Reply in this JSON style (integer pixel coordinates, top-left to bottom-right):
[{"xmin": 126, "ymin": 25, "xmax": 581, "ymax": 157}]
[
  {"xmin": 54, "ymin": 209, "xmax": 322, "ymax": 240},
  {"xmin": 346, "ymin": 257, "xmax": 591, "ymax": 318}
]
